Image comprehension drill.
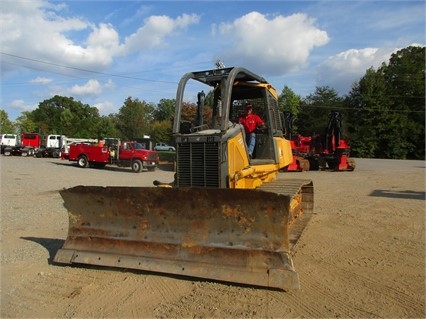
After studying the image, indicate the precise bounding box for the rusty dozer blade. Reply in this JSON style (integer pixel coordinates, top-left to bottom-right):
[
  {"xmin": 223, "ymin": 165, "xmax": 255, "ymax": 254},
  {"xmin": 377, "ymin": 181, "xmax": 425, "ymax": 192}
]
[{"xmin": 54, "ymin": 183, "xmax": 313, "ymax": 291}]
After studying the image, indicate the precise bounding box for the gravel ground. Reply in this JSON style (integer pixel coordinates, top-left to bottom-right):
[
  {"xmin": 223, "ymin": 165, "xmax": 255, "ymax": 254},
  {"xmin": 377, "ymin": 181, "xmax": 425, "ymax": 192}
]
[{"xmin": 0, "ymin": 156, "xmax": 424, "ymax": 318}]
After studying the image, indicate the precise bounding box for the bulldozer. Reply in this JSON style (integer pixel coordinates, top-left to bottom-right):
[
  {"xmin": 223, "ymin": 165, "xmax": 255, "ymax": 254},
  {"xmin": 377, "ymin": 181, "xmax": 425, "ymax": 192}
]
[{"xmin": 54, "ymin": 67, "xmax": 314, "ymax": 291}]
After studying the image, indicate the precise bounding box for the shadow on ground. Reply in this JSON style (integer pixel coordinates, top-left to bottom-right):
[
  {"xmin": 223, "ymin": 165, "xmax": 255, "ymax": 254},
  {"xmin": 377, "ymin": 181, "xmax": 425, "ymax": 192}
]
[
  {"xmin": 370, "ymin": 189, "xmax": 425, "ymax": 200},
  {"xmin": 21, "ymin": 237, "xmax": 64, "ymax": 264}
]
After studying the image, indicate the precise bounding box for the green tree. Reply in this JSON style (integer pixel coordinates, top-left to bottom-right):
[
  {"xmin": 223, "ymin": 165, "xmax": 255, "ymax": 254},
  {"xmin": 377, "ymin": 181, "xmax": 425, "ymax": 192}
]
[
  {"xmin": 346, "ymin": 67, "xmax": 390, "ymax": 157},
  {"xmin": 149, "ymin": 119, "xmax": 173, "ymax": 144},
  {"xmin": 296, "ymin": 86, "xmax": 345, "ymax": 136},
  {"xmin": 278, "ymin": 86, "xmax": 301, "ymax": 114},
  {"xmin": 278, "ymin": 86, "xmax": 302, "ymax": 137},
  {"xmin": 117, "ymin": 97, "xmax": 155, "ymax": 139},
  {"xmin": 383, "ymin": 46, "xmax": 425, "ymax": 159},
  {"xmin": 0, "ymin": 110, "xmax": 15, "ymax": 133},
  {"xmin": 15, "ymin": 111, "xmax": 37, "ymax": 133},
  {"xmin": 154, "ymin": 98, "xmax": 175, "ymax": 121},
  {"xmin": 31, "ymin": 95, "xmax": 103, "ymax": 138},
  {"xmin": 347, "ymin": 45, "xmax": 425, "ymax": 159},
  {"xmin": 94, "ymin": 115, "xmax": 122, "ymax": 139},
  {"xmin": 204, "ymin": 90, "xmax": 214, "ymax": 108},
  {"xmin": 59, "ymin": 108, "xmax": 75, "ymax": 136}
]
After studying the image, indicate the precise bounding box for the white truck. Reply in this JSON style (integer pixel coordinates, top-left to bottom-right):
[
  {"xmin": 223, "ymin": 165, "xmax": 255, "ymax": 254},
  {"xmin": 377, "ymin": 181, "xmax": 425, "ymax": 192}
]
[
  {"xmin": 1, "ymin": 134, "xmax": 20, "ymax": 154},
  {"xmin": 36, "ymin": 135, "xmax": 65, "ymax": 158},
  {"xmin": 36, "ymin": 135, "xmax": 98, "ymax": 158}
]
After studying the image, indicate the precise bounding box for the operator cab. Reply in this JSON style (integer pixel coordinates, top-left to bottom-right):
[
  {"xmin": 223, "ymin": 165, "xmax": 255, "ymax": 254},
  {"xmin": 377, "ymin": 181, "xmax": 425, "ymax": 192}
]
[{"xmin": 174, "ymin": 67, "xmax": 285, "ymax": 162}]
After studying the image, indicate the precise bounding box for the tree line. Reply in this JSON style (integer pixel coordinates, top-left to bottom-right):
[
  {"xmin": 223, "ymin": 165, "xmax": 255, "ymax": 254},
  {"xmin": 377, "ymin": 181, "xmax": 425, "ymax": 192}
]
[{"xmin": 1, "ymin": 45, "xmax": 424, "ymax": 160}]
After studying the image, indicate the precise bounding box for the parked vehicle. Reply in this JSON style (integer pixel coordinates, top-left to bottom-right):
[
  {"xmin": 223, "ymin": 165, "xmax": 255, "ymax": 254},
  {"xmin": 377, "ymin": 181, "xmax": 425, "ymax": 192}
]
[
  {"xmin": 134, "ymin": 135, "xmax": 155, "ymax": 151},
  {"xmin": 36, "ymin": 134, "xmax": 65, "ymax": 158},
  {"xmin": 154, "ymin": 142, "xmax": 176, "ymax": 151},
  {"xmin": 68, "ymin": 138, "xmax": 159, "ymax": 172},
  {"xmin": 1, "ymin": 134, "xmax": 20, "ymax": 154},
  {"xmin": 3, "ymin": 133, "xmax": 41, "ymax": 156},
  {"xmin": 32, "ymin": 135, "xmax": 98, "ymax": 159},
  {"xmin": 59, "ymin": 137, "xmax": 98, "ymax": 160}
]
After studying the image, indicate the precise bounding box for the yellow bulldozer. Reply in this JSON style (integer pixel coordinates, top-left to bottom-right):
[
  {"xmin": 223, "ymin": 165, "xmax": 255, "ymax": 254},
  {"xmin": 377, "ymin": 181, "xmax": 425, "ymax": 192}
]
[{"xmin": 54, "ymin": 67, "xmax": 314, "ymax": 291}]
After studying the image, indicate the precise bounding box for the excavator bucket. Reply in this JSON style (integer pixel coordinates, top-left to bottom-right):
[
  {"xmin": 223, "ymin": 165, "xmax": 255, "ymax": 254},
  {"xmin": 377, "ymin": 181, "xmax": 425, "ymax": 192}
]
[{"xmin": 54, "ymin": 182, "xmax": 313, "ymax": 291}]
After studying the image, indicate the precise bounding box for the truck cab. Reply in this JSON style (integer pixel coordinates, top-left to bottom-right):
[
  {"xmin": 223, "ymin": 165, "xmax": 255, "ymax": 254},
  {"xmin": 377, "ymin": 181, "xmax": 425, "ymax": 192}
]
[
  {"xmin": 117, "ymin": 141, "xmax": 159, "ymax": 172},
  {"xmin": 3, "ymin": 133, "xmax": 41, "ymax": 156},
  {"xmin": 69, "ymin": 139, "xmax": 159, "ymax": 173},
  {"xmin": 1, "ymin": 134, "xmax": 20, "ymax": 154}
]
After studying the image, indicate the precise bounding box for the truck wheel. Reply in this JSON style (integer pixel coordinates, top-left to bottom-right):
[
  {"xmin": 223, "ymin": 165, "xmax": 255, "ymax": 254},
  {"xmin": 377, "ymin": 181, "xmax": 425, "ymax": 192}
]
[
  {"xmin": 77, "ymin": 155, "xmax": 89, "ymax": 168},
  {"xmin": 131, "ymin": 160, "xmax": 143, "ymax": 173}
]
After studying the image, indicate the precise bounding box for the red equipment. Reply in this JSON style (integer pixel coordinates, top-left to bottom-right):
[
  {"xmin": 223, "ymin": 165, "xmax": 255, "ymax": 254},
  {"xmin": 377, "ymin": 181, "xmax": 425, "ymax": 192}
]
[
  {"xmin": 3, "ymin": 133, "xmax": 41, "ymax": 156},
  {"xmin": 305, "ymin": 111, "xmax": 355, "ymax": 171},
  {"xmin": 283, "ymin": 111, "xmax": 355, "ymax": 171},
  {"xmin": 68, "ymin": 138, "xmax": 159, "ymax": 173},
  {"xmin": 282, "ymin": 112, "xmax": 310, "ymax": 172}
]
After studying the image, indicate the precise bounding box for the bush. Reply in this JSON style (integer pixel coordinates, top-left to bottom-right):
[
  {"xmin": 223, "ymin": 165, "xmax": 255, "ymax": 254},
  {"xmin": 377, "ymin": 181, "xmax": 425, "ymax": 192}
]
[{"xmin": 158, "ymin": 151, "xmax": 176, "ymax": 162}]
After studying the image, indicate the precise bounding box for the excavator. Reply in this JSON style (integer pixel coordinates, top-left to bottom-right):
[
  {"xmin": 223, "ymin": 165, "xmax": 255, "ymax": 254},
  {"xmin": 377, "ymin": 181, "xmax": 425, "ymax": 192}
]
[{"xmin": 54, "ymin": 67, "xmax": 314, "ymax": 291}]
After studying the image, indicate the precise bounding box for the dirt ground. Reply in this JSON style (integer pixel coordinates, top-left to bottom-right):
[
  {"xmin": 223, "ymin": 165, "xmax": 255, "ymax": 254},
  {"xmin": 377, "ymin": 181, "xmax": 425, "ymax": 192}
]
[{"xmin": 0, "ymin": 156, "xmax": 424, "ymax": 318}]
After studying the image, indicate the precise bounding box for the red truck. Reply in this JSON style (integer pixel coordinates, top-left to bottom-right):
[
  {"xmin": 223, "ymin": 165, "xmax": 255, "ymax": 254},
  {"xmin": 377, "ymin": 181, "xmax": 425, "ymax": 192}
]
[
  {"xmin": 68, "ymin": 138, "xmax": 159, "ymax": 173},
  {"xmin": 3, "ymin": 133, "xmax": 41, "ymax": 156}
]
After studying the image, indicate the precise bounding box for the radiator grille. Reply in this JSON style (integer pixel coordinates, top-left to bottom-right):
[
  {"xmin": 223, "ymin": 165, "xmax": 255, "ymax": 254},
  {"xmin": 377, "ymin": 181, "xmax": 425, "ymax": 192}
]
[
  {"xmin": 148, "ymin": 153, "xmax": 158, "ymax": 161},
  {"xmin": 177, "ymin": 142, "xmax": 220, "ymax": 187}
]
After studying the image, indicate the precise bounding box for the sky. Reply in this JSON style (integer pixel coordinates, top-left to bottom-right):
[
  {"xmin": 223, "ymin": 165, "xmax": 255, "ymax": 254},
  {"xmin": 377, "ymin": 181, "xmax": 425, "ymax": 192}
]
[{"xmin": 1, "ymin": 0, "xmax": 425, "ymax": 121}]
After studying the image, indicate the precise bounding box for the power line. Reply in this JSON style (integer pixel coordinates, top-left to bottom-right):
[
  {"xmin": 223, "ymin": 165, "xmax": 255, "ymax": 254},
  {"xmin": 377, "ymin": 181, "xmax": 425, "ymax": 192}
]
[
  {"xmin": 297, "ymin": 104, "xmax": 425, "ymax": 113},
  {"xmin": 1, "ymin": 52, "xmax": 178, "ymax": 84}
]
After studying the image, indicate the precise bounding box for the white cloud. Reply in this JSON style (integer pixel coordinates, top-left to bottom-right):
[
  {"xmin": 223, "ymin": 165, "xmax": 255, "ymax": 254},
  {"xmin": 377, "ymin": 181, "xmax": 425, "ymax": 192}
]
[
  {"xmin": 66, "ymin": 23, "xmax": 120, "ymax": 66},
  {"xmin": 121, "ymin": 13, "xmax": 200, "ymax": 53},
  {"xmin": 315, "ymin": 47, "xmax": 397, "ymax": 94},
  {"xmin": 30, "ymin": 77, "xmax": 52, "ymax": 84},
  {"xmin": 1, "ymin": 0, "xmax": 198, "ymax": 75},
  {"xmin": 69, "ymin": 79, "xmax": 114, "ymax": 96},
  {"xmin": 0, "ymin": 0, "xmax": 113, "ymax": 74},
  {"xmin": 214, "ymin": 11, "xmax": 329, "ymax": 75},
  {"xmin": 94, "ymin": 100, "xmax": 118, "ymax": 116},
  {"xmin": 8, "ymin": 99, "xmax": 36, "ymax": 113}
]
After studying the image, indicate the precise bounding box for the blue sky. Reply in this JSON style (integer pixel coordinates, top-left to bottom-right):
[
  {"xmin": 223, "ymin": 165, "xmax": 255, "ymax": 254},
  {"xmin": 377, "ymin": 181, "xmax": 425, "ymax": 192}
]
[{"xmin": 1, "ymin": 0, "xmax": 425, "ymax": 121}]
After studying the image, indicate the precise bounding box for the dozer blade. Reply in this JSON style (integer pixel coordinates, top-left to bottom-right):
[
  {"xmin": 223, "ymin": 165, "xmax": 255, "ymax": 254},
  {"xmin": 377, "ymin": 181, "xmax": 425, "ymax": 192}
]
[{"xmin": 54, "ymin": 183, "xmax": 313, "ymax": 291}]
